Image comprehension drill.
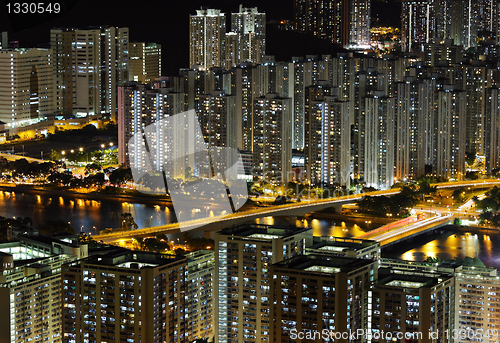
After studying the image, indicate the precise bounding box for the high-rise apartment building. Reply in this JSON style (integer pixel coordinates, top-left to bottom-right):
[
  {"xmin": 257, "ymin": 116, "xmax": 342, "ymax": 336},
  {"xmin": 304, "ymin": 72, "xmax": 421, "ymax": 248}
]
[
  {"xmin": 129, "ymin": 42, "xmax": 161, "ymax": 83},
  {"xmin": 379, "ymin": 259, "xmax": 500, "ymax": 342},
  {"xmin": 401, "ymin": 0, "xmax": 433, "ymax": 52},
  {"xmin": 0, "ymin": 49, "xmax": 54, "ymax": 128},
  {"xmin": 306, "ymin": 236, "xmax": 380, "ymax": 260},
  {"xmin": 50, "ymin": 27, "xmax": 129, "ymax": 119},
  {"xmin": 189, "ymin": 9, "xmax": 226, "ymax": 70},
  {"xmin": 432, "ymin": 0, "xmax": 479, "ymax": 49},
  {"xmin": 461, "ymin": 65, "xmax": 487, "ymax": 156},
  {"xmin": 214, "ymin": 224, "xmax": 313, "ymax": 343},
  {"xmin": 369, "ymin": 261, "xmax": 456, "ymax": 342},
  {"xmin": 197, "ymin": 91, "xmax": 240, "ymax": 176},
  {"xmin": 230, "ymin": 63, "xmax": 255, "ymax": 151},
  {"xmin": 62, "ymin": 250, "xmax": 188, "ymax": 343},
  {"xmin": 117, "ymin": 83, "xmax": 184, "ymax": 176},
  {"xmin": 225, "ymin": 5, "xmax": 265, "ymax": 69},
  {"xmin": 186, "ymin": 250, "xmax": 215, "ymax": 341},
  {"xmin": 484, "ymin": 87, "xmax": 500, "ymax": 173},
  {"xmin": 253, "ymin": 94, "xmax": 293, "ymax": 185},
  {"xmin": 294, "ymin": 0, "xmax": 350, "ymax": 47},
  {"xmin": 436, "ymin": 86, "xmax": 466, "ymax": 180},
  {"xmin": 453, "ymin": 265, "xmax": 500, "ymax": 340},
  {"xmin": 292, "ymin": 56, "xmax": 323, "ymax": 149},
  {"xmin": 364, "ymin": 92, "xmax": 395, "ymax": 189},
  {"xmin": 419, "ymin": 76, "xmax": 442, "ymax": 172},
  {"xmin": 348, "ymin": 0, "xmax": 371, "ymax": 49},
  {"xmin": 423, "ymin": 39, "xmax": 463, "ymax": 66},
  {"xmin": 304, "ymin": 83, "xmax": 351, "ymax": 188},
  {"xmin": 198, "ymin": 91, "xmax": 239, "ymax": 150},
  {"xmin": 353, "ymin": 68, "xmax": 385, "ymax": 183},
  {"xmin": 395, "ymin": 78, "xmax": 426, "ymax": 181},
  {"xmin": 372, "ymin": 266, "xmax": 455, "ymax": 342},
  {"xmin": 0, "ymin": 235, "xmax": 87, "ymax": 343},
  {"xmin": 270, "ymin": 254, "xmax": 377, "ymax": 342}
]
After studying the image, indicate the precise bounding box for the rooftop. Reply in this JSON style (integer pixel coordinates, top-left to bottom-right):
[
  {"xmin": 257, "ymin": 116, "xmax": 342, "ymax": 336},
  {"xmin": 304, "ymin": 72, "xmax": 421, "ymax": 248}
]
[
  {"xmin": 311, "ymin": 236, "xmax": 379, "ymax": 250},
  {"xmin": 82, "ymin": 250, "xmax": 184, "ymax": 270},
  {"xmin": 272, "ymin": 253, "xmax": 375, "ymax": 274},
  {"xmin": 376, "ymin": 268, "xmax": 452, "ymax": 289},
  {"xmin": 218, "ymin": 223, "xmax": 311, "ymax": 241}
]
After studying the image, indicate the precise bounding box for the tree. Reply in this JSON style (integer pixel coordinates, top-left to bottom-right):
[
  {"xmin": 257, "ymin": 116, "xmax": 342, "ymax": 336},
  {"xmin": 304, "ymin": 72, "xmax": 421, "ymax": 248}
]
[
  {"xmin": 465, "ymin": 171, "xmax": 479, "ymax": 180},
  {"xmin": 47, "ymin": 171, "xmax": 74, "ymax": 186},
  {"xmin": 452, "ymin": 188, "xmax": 465, "ymax": 203},
  {"xmin": 85, "ymin": 172, "xmax": 105, "ymax": 189},
  {"xmin": 418, "ymin": 179, "xmax": 437, "ymax": 195},
  {"xmin": 465, "ymin": 150, "xmax": 476, "ymax": 166},
  {"xmin": 38, "ymin": 220, "xmax": 75, "ymax": 235},
  {"xmin": 109, "ymin": 167, "xmax": 133, "ymax": 185},
  {"xmin": 186, "ymin": 237, "xmax": 215, "ymax": 251},
  {"xmin": 141, "ymin": 237, "xmax": 169, "ymax": 252},
  {"xmin": 185, "ymin": 166, "xmax": 193, "ymax": 180},
  {"xmin": 120, "ymin": 213, "xmax": 138, "ymax": 230},
  {"xmin": 175, "ymin": 248, "xmax": 185, "ymax": 255},
  {"xmin": 84, "ymin": 162, "xmax": 102, "ymax": 176}
]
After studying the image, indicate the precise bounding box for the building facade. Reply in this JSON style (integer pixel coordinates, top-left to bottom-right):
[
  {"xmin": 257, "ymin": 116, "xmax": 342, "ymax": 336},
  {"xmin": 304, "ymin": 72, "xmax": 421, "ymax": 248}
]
[
  {"xmin": 0, "ymin": 49, "xmax": 54, "ymax": 128},
  {"xmin": 226, "ymin": 5, "xmax": 265, "ymax": 68},
  {"xmin": 129, "ymin": 42, "xmax": 161, "ymax": 84},
  {"xmin": 364, "ymin": 92, "xmax": 395, "ymax": 189},
  {"xmin": 189, "ymin": 9, "xmax": 226, "ymax": 70},
  {"xmin": 50, "ymin": 27, "xmax": 129, "ymax": 119},
  {"xmin": 0, "ymin": 235, "xmax": 87, "ymax": 343},
  {"xmin": 252, "ymin": 94, "xmax": 293, "ymax": 185},
  {"xmin": 186, "ymin": 250, "xmax": 215, "ymax": 341},
  {"xmin": 214, "ymin": 224, "xmax": 313, "ymax": 343},
  {"xmin": 62, "ymin": 251, "xmax": 188, "ymax": 343},
  {"xmin": 270, "ymin": 254, "xmax": 377, "ymax": 342}
]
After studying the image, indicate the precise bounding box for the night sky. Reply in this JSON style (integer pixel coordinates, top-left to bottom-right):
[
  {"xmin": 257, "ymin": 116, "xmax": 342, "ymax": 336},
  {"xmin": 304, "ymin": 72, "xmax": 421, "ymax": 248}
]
[{"xmin": 0, "ymin": 0, "xmax": 401, "ymax": 75}]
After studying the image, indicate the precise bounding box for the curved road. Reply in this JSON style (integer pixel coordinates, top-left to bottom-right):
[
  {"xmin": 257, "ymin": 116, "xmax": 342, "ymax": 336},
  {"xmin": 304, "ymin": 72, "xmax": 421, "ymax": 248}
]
[{"xmin": 95, "ymin": 179, "xmax": 500, "ymax": 244}]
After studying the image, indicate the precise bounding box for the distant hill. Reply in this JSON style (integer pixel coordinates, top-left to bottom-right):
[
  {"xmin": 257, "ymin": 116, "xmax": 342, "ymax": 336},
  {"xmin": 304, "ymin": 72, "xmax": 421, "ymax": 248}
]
[{"xmin": 266, "ymin": 24, "xmax": 348, "ymax": 62}]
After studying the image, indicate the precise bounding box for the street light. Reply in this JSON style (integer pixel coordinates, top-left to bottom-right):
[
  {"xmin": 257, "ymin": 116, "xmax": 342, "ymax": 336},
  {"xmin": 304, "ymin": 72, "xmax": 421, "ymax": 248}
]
[{"xmin": 79, "ymin": 147, "xmax": 83, "ymax": 152}]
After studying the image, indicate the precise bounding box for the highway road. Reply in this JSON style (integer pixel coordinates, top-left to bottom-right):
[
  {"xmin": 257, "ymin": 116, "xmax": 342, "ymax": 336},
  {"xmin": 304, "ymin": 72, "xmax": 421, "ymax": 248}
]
[
  {"xmin": 0, "ymin": 152, "xmax": 45, "ymax": 163},
  {"xmin": 356, "ymin": 211, "xmax": 453, "ymax": 246},
  {"xmin": 95, "ymin": 179, "xmax": 500, "ymax": 244}
]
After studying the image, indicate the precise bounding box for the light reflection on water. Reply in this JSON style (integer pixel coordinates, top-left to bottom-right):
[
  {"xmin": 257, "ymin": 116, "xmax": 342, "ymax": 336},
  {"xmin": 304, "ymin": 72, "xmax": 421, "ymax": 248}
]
[
  {"xmin": 390, "ymin": 227, "xmax": 500, "ymax": 269},
  {"xmin": 254, "ymin": 216, "xmax": 372, "ymax": 237},
  {"xmin": 6, "ymin": 191, "xmax": 500, "ymax": 268},
  {"xmin": 0, "ymin": 191, "xmax": 177, "ymax": 232}
]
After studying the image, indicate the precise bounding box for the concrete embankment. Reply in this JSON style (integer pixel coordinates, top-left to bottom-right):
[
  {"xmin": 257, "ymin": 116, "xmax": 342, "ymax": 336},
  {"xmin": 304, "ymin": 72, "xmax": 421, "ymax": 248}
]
[{"xmin": 0, "ymin": 185, "xmax": 174, "ymax": 206}]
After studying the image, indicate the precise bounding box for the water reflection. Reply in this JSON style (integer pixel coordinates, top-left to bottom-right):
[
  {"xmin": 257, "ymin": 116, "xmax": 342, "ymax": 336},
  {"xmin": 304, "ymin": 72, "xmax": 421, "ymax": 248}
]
[
  {"xmin": 254, "ymin": 217, "xmax": 373, "ymax": 237},
  {"xmin": 0, "ymin": 192, "xmax": 176, "ymax": 233},
  {"xmin": 391, "ymin": 227, "xmax": 500, "ymax": 269}
]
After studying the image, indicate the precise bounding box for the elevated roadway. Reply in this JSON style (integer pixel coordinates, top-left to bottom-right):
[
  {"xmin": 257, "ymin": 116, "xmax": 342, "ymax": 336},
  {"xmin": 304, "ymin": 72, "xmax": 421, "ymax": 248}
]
[
  {"xmin": 355, "ymin": 210, "xmax": 454, "ymax": 247},
  {"xmin": 95, "ymin": 179, "xmax": 500, "ymax": 244},
  {"xmin": 0, "ymin": 152, "xmax": 45, "ymax": 163}
]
